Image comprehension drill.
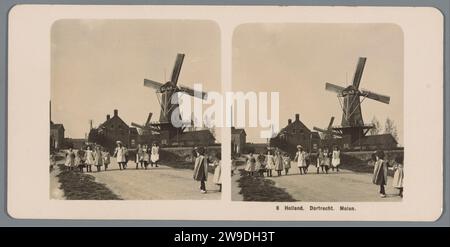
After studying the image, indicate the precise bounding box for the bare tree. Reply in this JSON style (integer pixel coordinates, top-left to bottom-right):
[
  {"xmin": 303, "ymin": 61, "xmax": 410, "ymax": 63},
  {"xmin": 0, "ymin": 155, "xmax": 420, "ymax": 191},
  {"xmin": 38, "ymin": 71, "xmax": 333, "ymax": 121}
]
[
  {"xmin": 384, "ymin": 118, "xmax": 398, "ymax": 141},
  {"xmin": 369, "ymin": 116, "xmax": 381, "ymax": 135}
]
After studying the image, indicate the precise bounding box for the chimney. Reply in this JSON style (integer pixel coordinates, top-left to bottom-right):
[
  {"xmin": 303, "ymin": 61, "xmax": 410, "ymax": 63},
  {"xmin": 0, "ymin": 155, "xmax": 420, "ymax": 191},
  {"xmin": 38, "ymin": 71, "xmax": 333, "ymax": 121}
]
[
  {"xmin": 288, "ymin": 119, "xmax": 292, "ymax": 125},
  {"xmin": 107, "ymin": 114, "xmax": 110, "ymax": 120},
  {"xmin": 295, "ymin": 114, "xmax": 300, "ymax": 122},
  {"xmin": 114, "ymin": 109, "xmax": 118, "ymax": 116}
]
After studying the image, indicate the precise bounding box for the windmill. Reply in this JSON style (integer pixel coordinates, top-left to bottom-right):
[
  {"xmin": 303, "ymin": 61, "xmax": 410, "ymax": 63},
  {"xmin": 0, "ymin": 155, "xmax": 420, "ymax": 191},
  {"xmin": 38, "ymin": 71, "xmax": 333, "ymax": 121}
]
[
  {"xmin": 324, "ymin": 57, "xmax": 391, "ymax": 144},
  {"xmin": 131, "ymin": 112, "xmax": 159, "ymax": 135},
  {"xmin": 143, "ymin": 53, "xmax": 208, "ymax": 141},
  {"xmin": 313, "ymin": 116, "xmax": 339, "ymax": 140}
]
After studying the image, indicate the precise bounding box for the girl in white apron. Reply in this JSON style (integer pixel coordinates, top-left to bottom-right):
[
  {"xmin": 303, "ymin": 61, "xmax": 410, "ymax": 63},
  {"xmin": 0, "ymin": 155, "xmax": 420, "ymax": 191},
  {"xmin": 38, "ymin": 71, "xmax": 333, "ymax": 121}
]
[
  {"xmin": 245, "ymin": 151, "xmax": 256, "ymax": 176},
  {"xmin": 211, "ymin": 153, "xmax": 222, "ymax": 192},
  {"xmin": 295, "ymin": 145, "xmax": 307, "ymax": 175},
  {"xmin": 265, "ymin": 150, "xmax": 275, "ymax": 177},
  {"xmin": 65, "ymin": 148, "xmax": 76, "ymax": 171},
  {"xmin": 85, "ymin": 146, "xmax": 95, "ymax": 172},
  {"xmin": 331, "ymin": 146, "xmax": 341, "ymax": 172},
  {"xmin": 282, "ymin": 152, "xmax": 291, "ymax": 175},
  {"xmin": 150, "ymin": 143, "xmax": 160, "ymax": 167},
  {"xmin": 392, "ymin": 155, "xmax": 404, "ymax": 198}
]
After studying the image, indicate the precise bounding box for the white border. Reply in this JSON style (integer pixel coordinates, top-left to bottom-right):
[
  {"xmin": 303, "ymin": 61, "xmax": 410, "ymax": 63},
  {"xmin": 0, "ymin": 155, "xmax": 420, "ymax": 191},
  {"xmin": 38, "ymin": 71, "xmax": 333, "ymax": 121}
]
[{"xmin": 7, "ymin": 5, "xmax": 443, "ymax": 221}]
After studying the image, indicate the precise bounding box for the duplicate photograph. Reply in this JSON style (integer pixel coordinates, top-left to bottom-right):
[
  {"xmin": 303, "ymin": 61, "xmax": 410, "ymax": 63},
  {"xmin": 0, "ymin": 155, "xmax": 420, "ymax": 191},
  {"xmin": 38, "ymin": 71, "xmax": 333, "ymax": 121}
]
[
  {"xmin": 231, "ymin": 23, "xmax": 404, "ymax": 202},
  {"xmin": 50, "ymin": 19, "xmax": 222, "ymax": 200}
]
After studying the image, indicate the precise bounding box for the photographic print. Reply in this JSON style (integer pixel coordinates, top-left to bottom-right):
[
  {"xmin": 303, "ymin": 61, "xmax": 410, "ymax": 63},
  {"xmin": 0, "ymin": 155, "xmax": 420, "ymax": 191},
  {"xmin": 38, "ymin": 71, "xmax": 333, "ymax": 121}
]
[
  {"xmin": 7, "ymin": 5, "xmax": 442, "ymax": 220},
  {"xmin": 50, "ymin": 19, "xmax": 222, "ymax": 200},
  {"xmin": 231, "ymin": 23, "xmax": 404, "ymax": 202}
]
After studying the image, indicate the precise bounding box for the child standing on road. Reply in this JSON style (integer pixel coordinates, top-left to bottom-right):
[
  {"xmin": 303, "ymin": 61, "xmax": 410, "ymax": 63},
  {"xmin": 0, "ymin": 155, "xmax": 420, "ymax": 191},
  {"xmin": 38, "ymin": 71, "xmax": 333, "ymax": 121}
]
[
  {"xmin": 316, "ymin": 148, "xmax": 324, "ymax": 174},
  {"xmin": 85, "ymin": 146, "xmax": 95, "ymax": 172},
  {"xmin": 212, "ymin": 153, "xmax": 222, "ymax": 192},
  {"xmin": 103, "ymin": 148, "xmax": 111, "ymax": 171},
  {"xmin": 265, "ymin": 150, "xmax": 275, "ymax": 177},
  {"xmin": 136, "ymin": 144, "xmax": 143, "ymax": 169},
  {"xmin": 372, "ymin": 150, "xmax": 388, "ymax": 198},
  {"xmin": 94, "ymin": 146, "xmax": 104, "ymax": 172},
  {"xmin": 142, "ymin": 145, "xmax": 150, "ymax": 169},
  {"xmin": 282, "ymin": 152, "xmax": 291, "ymax": 175},
  {"xmin": 193, "ymin": 147, "xmax": 208, "ymax": 194},
  {"xmin": 323, "ymin": 147, "xmax": 331, "ymax": 174},
  {"xmin": 150, "ymin": 142, "xmax": 160, "ymax": 167},
  {"xmin": 65, "ymin": 148, "xmax": 76, "ymax": 171},
  {"xmin": 392, "ymin": 155, "xmax": 404, "ymax": 198},
  {"xmin": 274, "ymin": 150, "xmax": 284, "ymax": 176},
  {"xmin": 295, "ymin": 145, "xmax": 307, "ymax": 175},
  {"xmin": 245, "ymin": 151, "xmax": 256, "ymax": 176},
  {"xmin": 331, "ymin": 146, "xmax": 341, "ymax": 172}
]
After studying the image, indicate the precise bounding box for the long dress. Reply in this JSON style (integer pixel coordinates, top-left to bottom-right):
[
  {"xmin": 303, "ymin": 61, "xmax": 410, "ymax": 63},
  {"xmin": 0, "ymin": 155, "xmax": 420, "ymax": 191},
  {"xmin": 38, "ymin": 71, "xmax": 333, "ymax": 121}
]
[
  {"xmin": 74, "ymin": 151, "xmax": 83, "ymax": 168},
  {"xmin": 85, "ymin": 150, "xmax": 95, "ymax": 166},
  {"xmin": 392, "ymin": 163, "xmax": 404, "ymax": 188},
  {"xmin": 114, "ymin": 147, "xmax": 126, "ymax": 163},
  {"xmin": 372, "ymin": 159, "xmax": 388, "ymax": 186},
  {"xmin": 213, "ymin": 160, "xmax": 222, "ymax": 185},
  {"xmin": 274, "ymin": 155, "xmax": 284, "ymax": 171},
  {"xmin": 255, "ymin": 154, "xmax": 263, "ymax": 171},
  {"xmin": 103, "ymin": 152, "xmax": 111, "ymax": 166},
  {"xmin": 283, "ymin": 156, "xmax": 291, "ymax": 169},
  {"xmin": 245, "ymin": 155, "xmax": 256, "ymax": 172},
  {"xmin": 94, "ymin": 150, "xmax": 104, "ymax": 167},
  {"xmin": 296, "ymin": 151, "xmax": 307, "ymax": 168},
  {"xmin": 193, "ymin": 155, "xmax": 208, "ymax": 181},
  {"xmin": 65, "ymin": 150, "xmax": 76, "ymax": 167},
  {"xmin": 317, "ymin": 151, "xmax": 324, "ymax": 168},
  {"xmin": 331, "ymin": 150, "xmax": 341, "ymax": 168},
  {"xmin": 142, "ymin": 149, "xmax": 150, "ymax": 163},
  {"xmin": 323, "ymin": 151, "xmax": 331, "ymax": 167},
  {"xmin": 266, "ymin": 154, "xmax": 275, "ymax": 170},
  {"xmin": 150, "ymin": 146, "xmax": 160, "ymax": 163},
  {"xmin": 136, "ymin": 147, "xmax": 143, "ymax": 162}
]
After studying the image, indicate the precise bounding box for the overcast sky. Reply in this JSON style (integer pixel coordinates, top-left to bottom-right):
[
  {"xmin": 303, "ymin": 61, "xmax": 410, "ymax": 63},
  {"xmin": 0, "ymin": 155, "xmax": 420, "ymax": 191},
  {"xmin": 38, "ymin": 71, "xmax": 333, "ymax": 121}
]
[
  {"xmin": 233, "ymin": 23, "xmax": 403, "ymax": 145},
  {"xmin": 51, "ymin": 20, "xmax": 221, "ymax": 138}
]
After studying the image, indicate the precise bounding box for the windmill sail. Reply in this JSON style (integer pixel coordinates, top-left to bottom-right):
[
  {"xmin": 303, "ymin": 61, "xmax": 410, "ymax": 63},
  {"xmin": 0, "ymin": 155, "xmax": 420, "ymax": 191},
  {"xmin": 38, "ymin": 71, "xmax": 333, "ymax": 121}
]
[
  {"xmin": 325, "ymin": 83, "xmax": 346, "ymax": 94},
  {"xmin": 352, "ymin": 57, "xmax": 366, "ymax": 89},
  {"xmin": 170, "ymin": 53, "xmax": 185, "ymax": 85},
  {"xmin": 361, "ymin": 89, "xmax": 390, "ymax": 104},
  {"xmin": 179, "ymin": 85, "xmax": 208, "ymax": 100},
  {"xmin": 144, "ymin": 79, "xmax": 164, "ymax": 90}
]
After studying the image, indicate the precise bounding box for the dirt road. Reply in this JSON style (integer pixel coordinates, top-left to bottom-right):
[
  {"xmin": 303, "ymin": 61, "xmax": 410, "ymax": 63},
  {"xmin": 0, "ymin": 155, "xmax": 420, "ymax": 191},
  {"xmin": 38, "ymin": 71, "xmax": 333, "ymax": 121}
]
[
  {"xmin": 234, "ymin": 164, "xmax": 402, "ymax": 202},
  {"xmin": 89, "ymin": 158, "xmax": 221, "ymax": 200}
]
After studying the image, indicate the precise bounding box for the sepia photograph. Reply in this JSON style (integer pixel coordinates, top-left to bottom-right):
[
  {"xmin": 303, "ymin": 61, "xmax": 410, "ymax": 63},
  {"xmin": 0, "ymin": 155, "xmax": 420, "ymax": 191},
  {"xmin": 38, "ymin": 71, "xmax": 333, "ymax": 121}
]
[
  {"xmin": 50, "ymin": 19, "xmax": 222, "ymax": 200},
  {"xmin": 6, "ymin": 5, "xmax": 443, "ymax": 221},
  {"xmin": 231, "ymin": 23, "xmax": 404, "ymax": 202}
]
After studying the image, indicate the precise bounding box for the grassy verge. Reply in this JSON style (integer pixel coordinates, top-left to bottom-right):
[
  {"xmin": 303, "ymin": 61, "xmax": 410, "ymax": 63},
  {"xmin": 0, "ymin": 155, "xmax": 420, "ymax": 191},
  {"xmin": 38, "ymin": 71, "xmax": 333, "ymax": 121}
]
[
  {"xmin": 237, "ymin": 169, "xmax": 297, "ymax": 202},
  {"xmin": 340, "ymin": 154, "xmax": 394, "ymax": 177},
  {"xmin": 160, "ymin": 161, "xmax": 215, "ymax": 173},
  {"xmin": 56, "ymin": 164, "xmax": 122, "ymax": 200}
]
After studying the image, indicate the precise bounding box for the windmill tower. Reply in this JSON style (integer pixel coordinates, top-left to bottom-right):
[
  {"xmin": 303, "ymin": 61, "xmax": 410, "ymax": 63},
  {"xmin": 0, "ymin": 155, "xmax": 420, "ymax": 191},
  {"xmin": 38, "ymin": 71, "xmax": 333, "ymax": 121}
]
[
  {"xmin": 143, "ymin": 53, "xmax": 208, "ymax": 144},
  {"xmin": 323, "ymin": 57, "xmax": 391, "ymax": 145}
]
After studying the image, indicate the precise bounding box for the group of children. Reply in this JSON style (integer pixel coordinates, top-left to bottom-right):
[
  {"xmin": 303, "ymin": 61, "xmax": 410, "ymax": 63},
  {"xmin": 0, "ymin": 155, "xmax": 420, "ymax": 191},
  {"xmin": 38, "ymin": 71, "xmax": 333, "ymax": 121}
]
[
  {"xmin": 64, "ymin": 145, "xmax": 111, "ymax": 173},
  {"xmin": 134, "ymin": 143, "xmax": 160, "ymax": 169},
  {"xmin": 370, "ymin": 150, "xmax": 404, "ymax": 198},
  {"xmin": 192, "ymin": 147, "xmax": 222, "ymax": 194},
  {"xmin": 61, "ymin": 141, "xmax": 162, "ymax": 173},
  {"xmin": 244, "ymin": 145, "xmax": 341, "ymax": 177}
]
